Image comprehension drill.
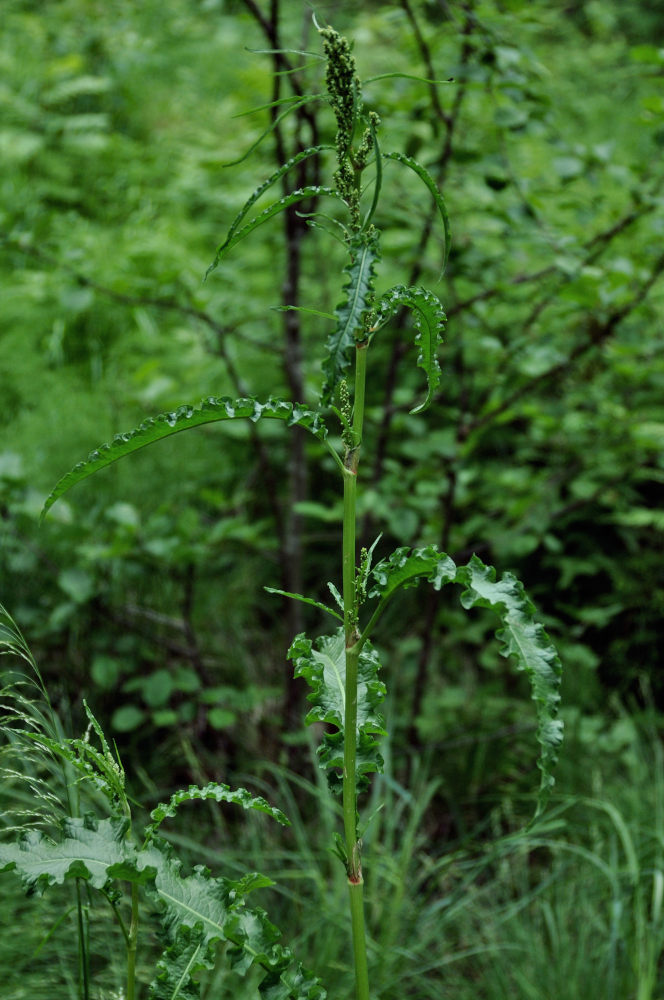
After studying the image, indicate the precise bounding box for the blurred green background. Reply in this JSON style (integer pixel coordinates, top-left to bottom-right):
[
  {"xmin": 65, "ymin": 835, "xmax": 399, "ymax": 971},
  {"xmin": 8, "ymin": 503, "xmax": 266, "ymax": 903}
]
[{"xmin": 1, "ymin": 0, "xmax": 664, "ymax": 996}]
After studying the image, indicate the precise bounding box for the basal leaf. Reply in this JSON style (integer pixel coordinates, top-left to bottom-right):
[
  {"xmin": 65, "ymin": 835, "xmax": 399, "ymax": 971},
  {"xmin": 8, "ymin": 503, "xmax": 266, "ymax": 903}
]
[
  {"xmin": 370, "ymin": 285, "xmax": 446, "ymax": 413},
  {"xmin": 0, "ymin": 815, "xmax": 137, "ymax": 894},
  {"xmin": 208, "ymin": 145, "xmax": 333, "ymax": 274},
  {"xmin": 146, "ymin": 782, "xmax": 290, "ymax": 842},
  {"xmin": 42, "ymin": 397, "xmax": 330, "ymax": 519},
  {"xmin": 206, "ymin": 186, "xmax": 338, "ymax": 276},
  {"xmin": 455, "ymin": 555, "xmax": 563, "ymax": 816},
  {"xmin": 320, "ymin": 229, "xmax": 381, "ymax": 405},
  {"xmin": 288, "ymin": 628, "xmax": 385, "ymax": 788},
  {"xmin": 383, "ymin": 151, "xmax": 451, "ymax": 268}
]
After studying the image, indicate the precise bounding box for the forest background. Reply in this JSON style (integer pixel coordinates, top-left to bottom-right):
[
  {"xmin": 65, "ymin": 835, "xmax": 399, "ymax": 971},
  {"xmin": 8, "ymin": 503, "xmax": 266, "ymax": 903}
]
[{"xmin": 1, "ymin": 0, "xmax": 664, "ymax": 996}]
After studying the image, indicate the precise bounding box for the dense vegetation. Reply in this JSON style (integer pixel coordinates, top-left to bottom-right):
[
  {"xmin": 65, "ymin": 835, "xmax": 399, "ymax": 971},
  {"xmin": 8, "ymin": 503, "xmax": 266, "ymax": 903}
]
[{"xmin": 1, "ymin": 0, "xmax": 663, "ymax": 996}]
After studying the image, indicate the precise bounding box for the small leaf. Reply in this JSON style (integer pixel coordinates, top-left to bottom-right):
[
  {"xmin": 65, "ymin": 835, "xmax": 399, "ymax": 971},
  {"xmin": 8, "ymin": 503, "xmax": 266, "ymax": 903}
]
[
  {"xmin": 321, "ymin": 229, "xmax": 381, "ymax": 404},
  {"xmin": 289, "ymin": 628, "xmax": 386, "ymax": 789},
  {"xmin": 455, "ymin": 555, "xmax": 563, "ymax": 816},
  {"xmin": 370, "ymin": 285, "xmax": 446, "ymax": 413},
  {"xmin": 383, "ymin": 151, "xmax": 451, "ymax": 268},
  {"xmin": 265, "ymin": 587, "xmax": 343, "ymax": 622},
  {"xmin": 42, "ymin": 397, "xmax": 330, "ymax": 519}
]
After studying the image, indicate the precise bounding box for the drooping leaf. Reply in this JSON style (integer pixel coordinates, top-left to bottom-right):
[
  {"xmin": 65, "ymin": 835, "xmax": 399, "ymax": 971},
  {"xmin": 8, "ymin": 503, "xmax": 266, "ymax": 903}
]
[
  {"xmin": 146, "ymin": 782, "xmax": 290, "ymax": 842},
  {"xmin": 383, "ymin": 151, "xmax": 451, "ymax": 268},
  {"xmin": 42, "ymin": 397, "xmax": 331, "ymax": 519},
  {"xmin": 370, "ymin": 285, "xmax": 446, "ymax": 413},
  {"xmin": 320, "ymin": 229, "xmax": 381, "ymax": 404},
  {"xmin": 208, "ymin": 145, "xmax": 333, "ymax": 274},
  {"xmin": 288, "ymin": 628, "xmax": 385, "ymax": 789},
  {"xmin": 206, "ymin": 186, "xmax": 339, "ymax": 276},
  {"xmin": 455, "ymin": 554, "xmax": 563, "ymax": 816}
]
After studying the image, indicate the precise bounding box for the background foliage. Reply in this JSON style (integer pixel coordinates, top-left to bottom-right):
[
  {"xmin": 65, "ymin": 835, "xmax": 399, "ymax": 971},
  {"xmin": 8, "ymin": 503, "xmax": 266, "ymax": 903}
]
[{"xmin": 1, "ymin": 0, "xmax": 663, "ymax": 996}]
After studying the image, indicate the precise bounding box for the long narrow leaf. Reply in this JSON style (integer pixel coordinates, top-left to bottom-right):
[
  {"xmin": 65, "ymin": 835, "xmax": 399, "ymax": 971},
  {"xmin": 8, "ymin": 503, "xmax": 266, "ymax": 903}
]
[
  {"xmin": 206, "ymin": 186, "xmax": 338, "ymax": 276},
  {"xmin": 383, "ymin": 151, "xmax": 451, "ymax": 269},
  {"xmin": 42, "ymin": 397, "xmax": 329, "ymax": 519},
  {"xmin": 209, "ymin": 145, "xmax": 333, "ymax": 274}
]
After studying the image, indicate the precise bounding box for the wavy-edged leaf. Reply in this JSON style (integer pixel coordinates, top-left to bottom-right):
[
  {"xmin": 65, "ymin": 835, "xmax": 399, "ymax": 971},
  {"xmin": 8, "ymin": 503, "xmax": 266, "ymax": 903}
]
[
  {"xmin": 150, "ymin": 924, "xmax": 209, "ymax": 1000},
  {"xmin": 288, "ymin": 628, "xmax": 385, "ymax": 790},
  {"xmin": 146, "ymin": 782, "xmax": 290, "ymax": 842},
  {"xmin": 42, "ymin": 397, "xmax": 330, "ymax": 519},
  {"xmin": 370, "ymin": 285, "xmax": 446, "ymax": 413},
  {"xmin": 206, "ymin": 186, "xmax": 338, "ymax": 276},
  {"xmin": 0, "ymin": 815, "xmax": 140, "ymax": 894},
  {"xmin": 208, "ymin": 145, "xmax": 333, "ymax": 276},
  {"xmin": 383, "ymin": 151, "xmax": 451, "ymax": 269},
  {"xmin": 455, "ymin": 554, "xmax": 563, "ymax": 816},
  {"xmin": 369, "ymin": 545, "xmax": 456, "ymax": 606},
  {"xmin": 320, "ymin": 230, "xmax": 381, "ymax": 404}
]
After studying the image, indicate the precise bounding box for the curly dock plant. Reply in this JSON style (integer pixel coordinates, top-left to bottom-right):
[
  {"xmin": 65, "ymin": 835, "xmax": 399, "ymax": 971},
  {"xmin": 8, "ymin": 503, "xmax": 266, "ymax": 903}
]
[{"xmin": 2, "ymin": 24, "xmax": 563, "ymax": 1000}]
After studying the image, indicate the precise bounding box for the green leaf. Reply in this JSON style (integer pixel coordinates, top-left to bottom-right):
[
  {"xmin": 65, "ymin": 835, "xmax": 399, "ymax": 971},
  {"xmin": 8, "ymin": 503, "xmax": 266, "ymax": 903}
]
[
  {"xmin": 42, "ymin": 397, "xmax": 330, "ymax": 519},
  {"xmin": 369, "ymin": 544, "xmax": 456, "ymax": 606},
  {"xmin": 321, "ymin": 230, "xmax": 381, "ymax": 404},
  {"xmin": 144, "ymin": 840, "xmax": 326, "ymax": 1000},
  {"xmin": 370, "ymin": 285, "xmax": 446, "ymax": 413},
  {"xmin": 0, "ymin": 816, "xmax": 137, "ymax": 894},
  {"xmin": 264, "ymin": 587, "xmax": 343, "ymax": 622},
  {"xmin": 208, "ymin": 145, "xmax": 333, "ymax": 273},
  {"xmin": 206, "ymin": 186, "xmax": 339, "ymax": 276},
  {"xmin": 383, "ymin": 151, "xmax": 451, "ymax": 269},
  {"xmin": 455, "ymin": 555, "xmax": 563, "ymax": 816},
  {"xmin": 288, "ymin": 628, "xmax": 385, "ymax": 790},
  {"xmin": 146, "ymin": 782, "xmax": 290, "ymax": 842},
  {"xmin": 221, "ymin": 94, "xmax": 323, "ymax": 167}
]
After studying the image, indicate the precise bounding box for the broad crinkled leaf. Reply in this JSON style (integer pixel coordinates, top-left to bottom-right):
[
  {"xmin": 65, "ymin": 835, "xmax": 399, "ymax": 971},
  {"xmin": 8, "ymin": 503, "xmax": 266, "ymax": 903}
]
[
  {"xmin": 370, "ymin": 285, "xmax": 446, "ymax": 413},
  {"xmin": 321, "ymin": 230, "xmax": 380, "ymax": 404},
  {"xmin": 143, "ymin": 839, "xmax": 326, "ymax": 1000},
  {"xmin": 455, "ymin": 554, "xmax": 563, "ymax": 815},
  {"xmin": 0, "ymin": 815, "xmax": 141, "ymax": 893},
  {"xmin": 42, "ymin": 397, "xmax": 329, "ymax": 519},
  {"xmin": 288, "ymin": 628, "xmax": 386, "ymax": 788}
]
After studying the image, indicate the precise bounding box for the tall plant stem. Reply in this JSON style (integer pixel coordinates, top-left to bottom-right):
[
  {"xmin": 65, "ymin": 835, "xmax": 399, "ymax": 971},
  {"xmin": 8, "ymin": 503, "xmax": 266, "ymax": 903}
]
[
  {"xmin": 126, "ymin": 882, "xmax": 139, "ymax": 1000},
  {"xmin": 342, "ymin": 341, "xmax": 370, "ymax": 1000}
]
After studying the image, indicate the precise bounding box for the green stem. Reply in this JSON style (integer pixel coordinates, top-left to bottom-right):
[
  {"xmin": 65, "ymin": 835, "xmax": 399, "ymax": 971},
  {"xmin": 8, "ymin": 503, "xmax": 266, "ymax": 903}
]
[
  {"xmin": 126, "ymin": 882, "xmax": 139, "ymax": 1000},
  {"xmin": 348, "ymin": 878, "xmax": 370, "ymax": 1000},
  {"xmin": 342, "ymin": 340, "xmax": 370, "ymax": 1000}
]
